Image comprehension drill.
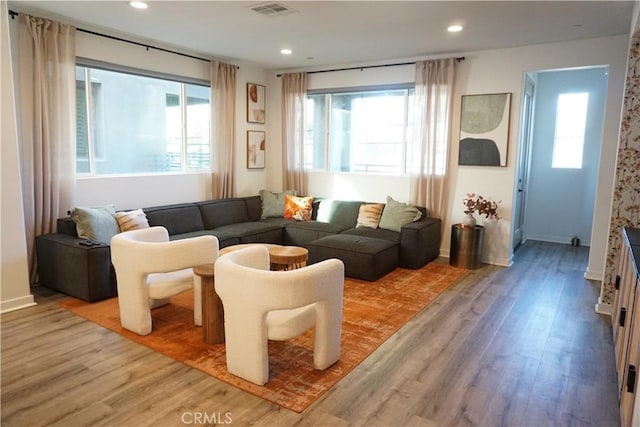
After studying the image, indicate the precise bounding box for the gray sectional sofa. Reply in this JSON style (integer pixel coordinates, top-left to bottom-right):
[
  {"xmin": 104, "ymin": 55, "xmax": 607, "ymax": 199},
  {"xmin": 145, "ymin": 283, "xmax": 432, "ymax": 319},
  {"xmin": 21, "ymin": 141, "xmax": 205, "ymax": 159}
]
[{"xmin": 36, "ymin": 195, "xmax": 441, "ymax": 302}]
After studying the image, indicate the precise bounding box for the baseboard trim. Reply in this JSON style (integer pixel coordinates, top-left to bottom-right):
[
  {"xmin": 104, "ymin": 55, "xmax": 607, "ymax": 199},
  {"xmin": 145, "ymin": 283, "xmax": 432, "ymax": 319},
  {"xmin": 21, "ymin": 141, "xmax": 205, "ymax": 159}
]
[
  {"xmin": 595, "ymin": 300, "xmax": 612, "ymax": 316},
  {"xmin": 1, "ymin": 295, "xmax": 36, "ymax": 314},
  {"xmin": 584, "ymin": 269, "xmax": 603, "ymax": 281}
]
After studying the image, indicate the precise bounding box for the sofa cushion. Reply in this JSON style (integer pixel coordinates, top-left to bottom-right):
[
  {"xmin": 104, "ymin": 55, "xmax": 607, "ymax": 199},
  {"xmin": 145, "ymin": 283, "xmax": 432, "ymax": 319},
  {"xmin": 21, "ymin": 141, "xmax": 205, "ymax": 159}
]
[
  {"xmin": 214, "ymin": 222, "xmax": 284, "ymax": 244},
  {"xmin": 115, "ymin": 208, "xmax": 150, "ymax": 232},
  {"xmin": 379, "ymin": 196, "xmax": 422, "ymax": 232},
  {"xmin": 144, "ymin": 203, "xmax": 204, "ymax": 236},
  {"xmin": 70, "ymin": 205, "xmax": 120, "ymax": 244},
  {"xmin": 284, "ymin": 221, "xmax": 351, "ymax": 247},
  {"xmin": 170, "ymin": 229, "xmax": 240, "ymax": 248},
  {"xmin": 260, "ymin": 189, "xmax": 297, "ymax": 219},
  {"xmin": 342, "ymin": 226, "xmax": 401, "ymax": 243},
  {"xmin": 307, "ymin": 234, "xmax": 398, "ymax": 281},
  {"xmin": 315, "ymin": 200, "xmax": 363, "ymax": 228},
  {"xmin": 197, "ymin": 199, "xmax": 249, "ymax": 229},
  {"xmin": 245, "ymin": 196, "xmax": 263, "ymax": 222},
  {"xmin": 284, "ymin": 195, "xmax": 314, "ymax": 221},
  {"xmin": 356, "ymin": 203, "xmax": 384, "ymax": 228}
]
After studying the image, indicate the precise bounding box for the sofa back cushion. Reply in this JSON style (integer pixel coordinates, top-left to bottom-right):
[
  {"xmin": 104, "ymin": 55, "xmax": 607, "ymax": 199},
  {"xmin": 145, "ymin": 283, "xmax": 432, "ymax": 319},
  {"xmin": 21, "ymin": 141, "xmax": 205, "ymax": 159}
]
[
  {"xmin": 144, "ymin": 203, "xmax": 204, "ymax": 236},
  {"xmin": 315, "ymin": 200, "xmax": 364, "ymax": 228},
  {"xmin": 197, "ymin": 199, "xmax": 249, "ymax": 229},
  {"xmin": 57, "ymin": 217, "xmax": 78, "ymax": 237},
  {"xmin": 244, "ymin": 196, "xmax": 262, "ymax": 222}
]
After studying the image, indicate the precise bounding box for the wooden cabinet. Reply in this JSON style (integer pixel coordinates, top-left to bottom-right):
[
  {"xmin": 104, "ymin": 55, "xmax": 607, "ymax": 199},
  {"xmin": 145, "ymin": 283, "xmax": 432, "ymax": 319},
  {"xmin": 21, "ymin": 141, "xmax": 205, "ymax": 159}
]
[{"xmin": 613, "ymin": 227, "xmax": 640, "ymax": 426}]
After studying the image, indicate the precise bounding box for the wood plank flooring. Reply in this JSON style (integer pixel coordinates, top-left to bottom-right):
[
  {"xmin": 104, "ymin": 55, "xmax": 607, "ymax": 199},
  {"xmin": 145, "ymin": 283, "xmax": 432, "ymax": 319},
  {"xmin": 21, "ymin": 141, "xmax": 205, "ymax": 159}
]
[{"xmin": 1, "ymin": 241, "xmax": 620, "ymax": 426}]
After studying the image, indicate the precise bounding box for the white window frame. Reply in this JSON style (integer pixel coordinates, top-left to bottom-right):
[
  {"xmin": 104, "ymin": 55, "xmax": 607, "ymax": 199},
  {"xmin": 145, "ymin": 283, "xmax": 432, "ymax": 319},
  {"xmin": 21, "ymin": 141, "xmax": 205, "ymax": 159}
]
[
  {"xmin": 305, "ymin": 85, "xmax": 415, "ymax": 175},
  {"xmin": 75, "ymin": 60, "xmax": 211, "ymax": 176}
]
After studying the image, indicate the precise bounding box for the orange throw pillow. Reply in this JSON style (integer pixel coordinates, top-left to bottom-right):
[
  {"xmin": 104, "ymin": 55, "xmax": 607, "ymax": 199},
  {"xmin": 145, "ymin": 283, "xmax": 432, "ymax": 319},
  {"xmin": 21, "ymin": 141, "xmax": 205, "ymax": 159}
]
[{"xmin": 283, "ymin": 195, "xmax": 314, "ymax": 221}]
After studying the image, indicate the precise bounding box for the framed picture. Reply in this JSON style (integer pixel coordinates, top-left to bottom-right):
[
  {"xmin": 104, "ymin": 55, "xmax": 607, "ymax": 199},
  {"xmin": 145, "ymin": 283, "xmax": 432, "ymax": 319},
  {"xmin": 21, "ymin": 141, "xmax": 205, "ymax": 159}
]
[
  {"xmin": 247, "ymin": 83, "xmax": 265, "ymax": 124},
  {"xmin": 458, "ymin": 93, "xmax": 511, "ymax": 167},
  {"xmin": 247, "ymin": 130, "xmax": 265, "ymax": 169}
]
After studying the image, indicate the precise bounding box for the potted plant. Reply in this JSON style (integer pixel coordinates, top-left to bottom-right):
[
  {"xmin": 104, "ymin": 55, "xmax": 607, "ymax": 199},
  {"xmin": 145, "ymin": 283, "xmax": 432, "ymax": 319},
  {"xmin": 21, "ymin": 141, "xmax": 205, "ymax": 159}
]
[{"xmin": 462, "ymin": 193, "xmax": 500, "ymax": 227}]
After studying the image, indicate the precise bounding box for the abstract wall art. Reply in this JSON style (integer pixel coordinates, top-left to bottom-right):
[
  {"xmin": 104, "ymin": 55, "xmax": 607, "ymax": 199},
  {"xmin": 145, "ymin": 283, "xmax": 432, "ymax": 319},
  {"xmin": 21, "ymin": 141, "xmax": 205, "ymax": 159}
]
[
  {"xmin": 458, "ymin": 93, "xmax": 511, "ymax": 167},
  {"xmin": 247, "ymin": 83, "xmax": 265, "ymax": 124},
  {"xmin": 247, "ymin": 130, "xmax": 265, "ymax": 169}
]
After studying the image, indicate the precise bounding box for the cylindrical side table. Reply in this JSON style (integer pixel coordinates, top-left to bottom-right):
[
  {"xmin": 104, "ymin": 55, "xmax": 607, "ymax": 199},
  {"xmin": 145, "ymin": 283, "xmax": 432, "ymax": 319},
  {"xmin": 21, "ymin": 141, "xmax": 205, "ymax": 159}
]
[
  {"xmin": 193, "ymin": 263, "xmax": 225, "ymax": 344},
  {"xmin": 450, "ymin": 224, "xmax": 484, "ymax": 269}
]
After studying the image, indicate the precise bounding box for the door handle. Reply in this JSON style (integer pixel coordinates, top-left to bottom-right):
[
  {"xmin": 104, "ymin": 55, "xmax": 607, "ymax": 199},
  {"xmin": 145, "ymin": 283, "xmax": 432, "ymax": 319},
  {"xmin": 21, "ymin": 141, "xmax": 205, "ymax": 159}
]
[{"xmin": 628, "ymin": 365, "xmax": 636, "ymax": 393}]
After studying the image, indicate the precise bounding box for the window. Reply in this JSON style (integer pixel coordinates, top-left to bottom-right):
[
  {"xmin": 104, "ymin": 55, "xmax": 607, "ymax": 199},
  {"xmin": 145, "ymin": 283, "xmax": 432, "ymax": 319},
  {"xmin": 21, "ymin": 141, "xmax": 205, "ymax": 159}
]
[
  {"xmin": 305, "ymin": 88, "xmax": 414, "ymax": 174},
  {"xmin": 76, "ymin": 66, "xmax": 210, "ymax": 175},
  {"xmin": 552, "ymin": 92, "xmax": 589, "ymax": 169}
]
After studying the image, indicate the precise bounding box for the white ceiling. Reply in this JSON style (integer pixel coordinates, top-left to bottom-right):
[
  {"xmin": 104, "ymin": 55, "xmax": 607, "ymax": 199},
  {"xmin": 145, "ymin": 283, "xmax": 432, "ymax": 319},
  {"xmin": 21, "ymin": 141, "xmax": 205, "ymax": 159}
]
[{"xmin": 8, "ymin": 1, "xmax": 635, "ymax": 71}]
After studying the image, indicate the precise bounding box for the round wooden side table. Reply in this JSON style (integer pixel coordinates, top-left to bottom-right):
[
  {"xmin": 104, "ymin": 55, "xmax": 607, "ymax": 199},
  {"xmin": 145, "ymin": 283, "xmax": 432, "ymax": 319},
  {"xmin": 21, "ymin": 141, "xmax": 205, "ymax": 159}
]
[
  {"xmin": 193, "ymin": 263, "xmax": 225, "ymax": 345},
  {"xmin": 268, "ymin": 246, "xmax": 309, "ymax": 271}
]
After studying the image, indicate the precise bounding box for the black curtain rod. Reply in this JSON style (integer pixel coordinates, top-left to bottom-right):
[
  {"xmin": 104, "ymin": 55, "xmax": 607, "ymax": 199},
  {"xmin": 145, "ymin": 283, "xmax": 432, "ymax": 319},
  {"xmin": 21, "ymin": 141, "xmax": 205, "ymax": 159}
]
[
  {"xmin": 8, "ymin": 9, "xmax": 230, "ymax": 66},
  {"xmin": 277, "ymin": 57, "xmax": 465, "ymax": 77}
]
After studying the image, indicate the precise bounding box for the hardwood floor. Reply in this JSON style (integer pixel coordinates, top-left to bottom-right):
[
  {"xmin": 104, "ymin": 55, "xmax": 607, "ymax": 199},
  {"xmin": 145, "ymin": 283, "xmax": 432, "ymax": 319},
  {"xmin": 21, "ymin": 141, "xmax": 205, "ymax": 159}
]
[{"xmin": 1, "ymin": 241, "xmax": 620, "ymax": 426}]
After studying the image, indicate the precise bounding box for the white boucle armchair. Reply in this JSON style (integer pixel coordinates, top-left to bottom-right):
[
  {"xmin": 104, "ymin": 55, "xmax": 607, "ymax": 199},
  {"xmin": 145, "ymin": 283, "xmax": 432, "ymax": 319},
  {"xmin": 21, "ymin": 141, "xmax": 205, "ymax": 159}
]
[
  {"xmin": 214, "ymin": 245, "xmax": 344, "ymax": 386},
  {"xmin": 111, "ymin": 226, "xmax": 219, "ymax": 336}
]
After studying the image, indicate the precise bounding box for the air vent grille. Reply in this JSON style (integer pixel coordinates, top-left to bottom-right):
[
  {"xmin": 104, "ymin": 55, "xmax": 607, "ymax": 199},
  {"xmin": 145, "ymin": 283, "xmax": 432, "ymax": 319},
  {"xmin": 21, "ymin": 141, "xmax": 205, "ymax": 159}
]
[{"xmin": 250, "ymin": 2, "xmax": 295, "ymax": 17}]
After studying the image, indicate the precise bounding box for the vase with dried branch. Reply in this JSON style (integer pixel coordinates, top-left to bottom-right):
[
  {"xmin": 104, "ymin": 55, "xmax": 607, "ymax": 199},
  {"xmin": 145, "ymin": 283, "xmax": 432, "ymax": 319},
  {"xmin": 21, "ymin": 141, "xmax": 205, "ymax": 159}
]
[{"xmin": 462, "ymin": 193, "xmax": 500, "ymax": 227}]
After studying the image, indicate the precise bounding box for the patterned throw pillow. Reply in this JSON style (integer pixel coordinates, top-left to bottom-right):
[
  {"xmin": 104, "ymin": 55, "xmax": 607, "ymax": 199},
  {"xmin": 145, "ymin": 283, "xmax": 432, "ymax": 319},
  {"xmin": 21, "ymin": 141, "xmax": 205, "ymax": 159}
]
[
  {"xmin": 115, "ymin": 208, "xmax": 150, "ymax": 232},
  {"xmin": 283, "ymin": 195, "xmax": 314, "ymax": 221},
  {"xmin": 356, "ymin": 203, "xmax": 384, "ymax": 228}
]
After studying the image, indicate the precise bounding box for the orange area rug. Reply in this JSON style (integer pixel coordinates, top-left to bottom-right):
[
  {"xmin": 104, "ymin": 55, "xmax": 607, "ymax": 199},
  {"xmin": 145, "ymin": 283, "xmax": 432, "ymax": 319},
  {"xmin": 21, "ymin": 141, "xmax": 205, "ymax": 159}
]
[{"xmin": 58, "ymin": 262, "xmax": 467, "ymax": 413}]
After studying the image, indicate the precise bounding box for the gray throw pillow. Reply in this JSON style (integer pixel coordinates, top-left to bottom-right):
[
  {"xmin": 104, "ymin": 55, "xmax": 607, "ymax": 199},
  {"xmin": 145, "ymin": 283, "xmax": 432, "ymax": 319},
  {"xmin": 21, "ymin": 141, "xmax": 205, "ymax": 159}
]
[
  {"xmin": 70, "ymin": 205, "xmax": 120, "ymax": 244},
  {"xmin": 259, "ymin": 189, "xmax": 297, "ymax": 219},
  {"xmin": 378, "ymin": 196, "xmax": 422, "ymax": 233}
]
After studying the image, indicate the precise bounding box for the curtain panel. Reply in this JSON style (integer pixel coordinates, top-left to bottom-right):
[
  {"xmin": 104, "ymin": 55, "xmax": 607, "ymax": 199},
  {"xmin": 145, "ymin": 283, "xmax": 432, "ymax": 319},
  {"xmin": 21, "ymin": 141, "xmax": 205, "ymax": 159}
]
[
  {"xmin": 409, "ymin": 58, "xmax": 456, "ymax": 220},
  {"xmin": 281, "ymin": 72, "xmax": 308, "ymax": 195},
  {"xmin": 17, "ymin": 14, "xmax": 76, "ymax": 283},
  {"xmin": 210, "ymin": 61, "xmax": 236, "ymax": 199}
]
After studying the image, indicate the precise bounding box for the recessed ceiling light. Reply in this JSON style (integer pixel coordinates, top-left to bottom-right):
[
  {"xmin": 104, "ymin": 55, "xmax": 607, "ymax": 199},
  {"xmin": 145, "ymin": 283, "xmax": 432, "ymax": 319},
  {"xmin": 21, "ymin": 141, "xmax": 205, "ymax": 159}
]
[
  {"xmin": 280, "ymin": 48, "xmax": 293, "ymax": 55},
  {"xmin": 129, "ymin": 1, "xmax": 148, "ymax": 9},
  {"xmin": 447, "ymin": 25, "xmax": 463, "ymax": 33}
]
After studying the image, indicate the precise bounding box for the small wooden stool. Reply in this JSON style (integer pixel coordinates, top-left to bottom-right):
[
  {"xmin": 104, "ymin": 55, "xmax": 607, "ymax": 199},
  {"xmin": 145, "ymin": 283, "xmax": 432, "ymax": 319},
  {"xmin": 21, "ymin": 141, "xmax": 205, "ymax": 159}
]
[
  {"xmin": 193, "ymin": 263, "xmax": 225, "ymax": 344},
  {"xmin": 268, "ymin": 246, "xmax": 309, "ymax": 271}
]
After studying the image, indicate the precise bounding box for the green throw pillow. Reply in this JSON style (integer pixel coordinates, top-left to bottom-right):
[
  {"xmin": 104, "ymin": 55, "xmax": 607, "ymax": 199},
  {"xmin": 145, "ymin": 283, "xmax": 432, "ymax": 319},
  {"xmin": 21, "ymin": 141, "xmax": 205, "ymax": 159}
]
[
  {"xmin": 70, "ymin": 205, "xmax": 120, "ymax": 244},
  {"xmin": 378, "ymin": 196, "xmax": 422, "ymax": 232},
  {"xmin": 259, "ymin": 189, "xmax": 297, "ymax": 219}
]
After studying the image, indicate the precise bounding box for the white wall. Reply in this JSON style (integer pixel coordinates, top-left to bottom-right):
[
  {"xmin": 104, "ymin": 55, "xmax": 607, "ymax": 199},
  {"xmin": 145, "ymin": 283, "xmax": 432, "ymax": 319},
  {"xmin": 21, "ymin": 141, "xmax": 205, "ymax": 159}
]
[
  {"xmin": 525, "ymin": 67, "xmax": 608, "ymax": 246},
  {"xmin": 448, "ymin": 36, "xmax": 626, "ymax": 269},
  {"xmin": 1, "ymin": 1, "xmax": 35, "ymax": 313},
  {"xmin": 270, "ymin": 35, "xmax": 628, "ymax": 271}
]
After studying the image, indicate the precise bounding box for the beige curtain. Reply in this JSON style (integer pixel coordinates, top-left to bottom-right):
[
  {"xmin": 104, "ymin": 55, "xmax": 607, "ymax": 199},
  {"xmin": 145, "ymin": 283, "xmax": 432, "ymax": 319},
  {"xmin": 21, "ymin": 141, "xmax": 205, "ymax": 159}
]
[
  {"xmin": 17, "ymin": 14, "xmax": 76, "ymax": 282},
  {"xmin": 409, "ymin": 58, "xmax": 455, "ymax": 220},
  {"xmin": 281, "ymin": 72, "xmax": 307, "ymax": 194},
  {"xmin": 210, "ymin": 61, "xmax": 236, "ymax": 199}
]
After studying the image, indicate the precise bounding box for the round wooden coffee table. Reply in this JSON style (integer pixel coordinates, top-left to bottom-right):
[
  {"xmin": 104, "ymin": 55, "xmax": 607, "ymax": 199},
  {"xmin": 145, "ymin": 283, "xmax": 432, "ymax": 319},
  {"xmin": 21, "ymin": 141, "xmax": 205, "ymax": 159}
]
[
  {"xmin": 268, "ymin": 245, "xmax": 308, "ymax": 271},
  {"xmin": 219, "ymin": 243, "xmax": 308, "ymax": 271}
]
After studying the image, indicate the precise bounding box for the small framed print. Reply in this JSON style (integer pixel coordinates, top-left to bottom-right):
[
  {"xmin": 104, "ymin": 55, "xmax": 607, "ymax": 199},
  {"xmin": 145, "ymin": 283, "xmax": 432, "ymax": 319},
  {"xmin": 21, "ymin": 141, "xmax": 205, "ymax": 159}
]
[
  {"xmin": 247, "ymin": 130, "xmax": 265, "ymax": 169},
  {"xmin": 247, "ymin": 83, "xmax": 265, "ymax": 124}
]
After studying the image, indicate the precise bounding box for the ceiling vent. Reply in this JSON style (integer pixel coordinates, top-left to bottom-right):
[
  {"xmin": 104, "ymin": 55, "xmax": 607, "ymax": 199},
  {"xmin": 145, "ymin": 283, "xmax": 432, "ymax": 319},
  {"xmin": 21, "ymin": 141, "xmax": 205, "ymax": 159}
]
[{"xmin": 250, "ymin": 2, "xmax": 296, "ymax": 17}]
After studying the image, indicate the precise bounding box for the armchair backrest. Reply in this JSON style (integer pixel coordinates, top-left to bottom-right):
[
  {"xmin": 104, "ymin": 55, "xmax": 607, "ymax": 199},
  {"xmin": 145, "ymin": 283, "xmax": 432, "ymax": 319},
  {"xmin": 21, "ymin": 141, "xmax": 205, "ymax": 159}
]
[
  {"xmin": 214, "ymin": 246, "xmax": 344, "ymax": 314},
  {"xmin": 111, "ymin": 226, "xmax": 219, "ymax": 276}
]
